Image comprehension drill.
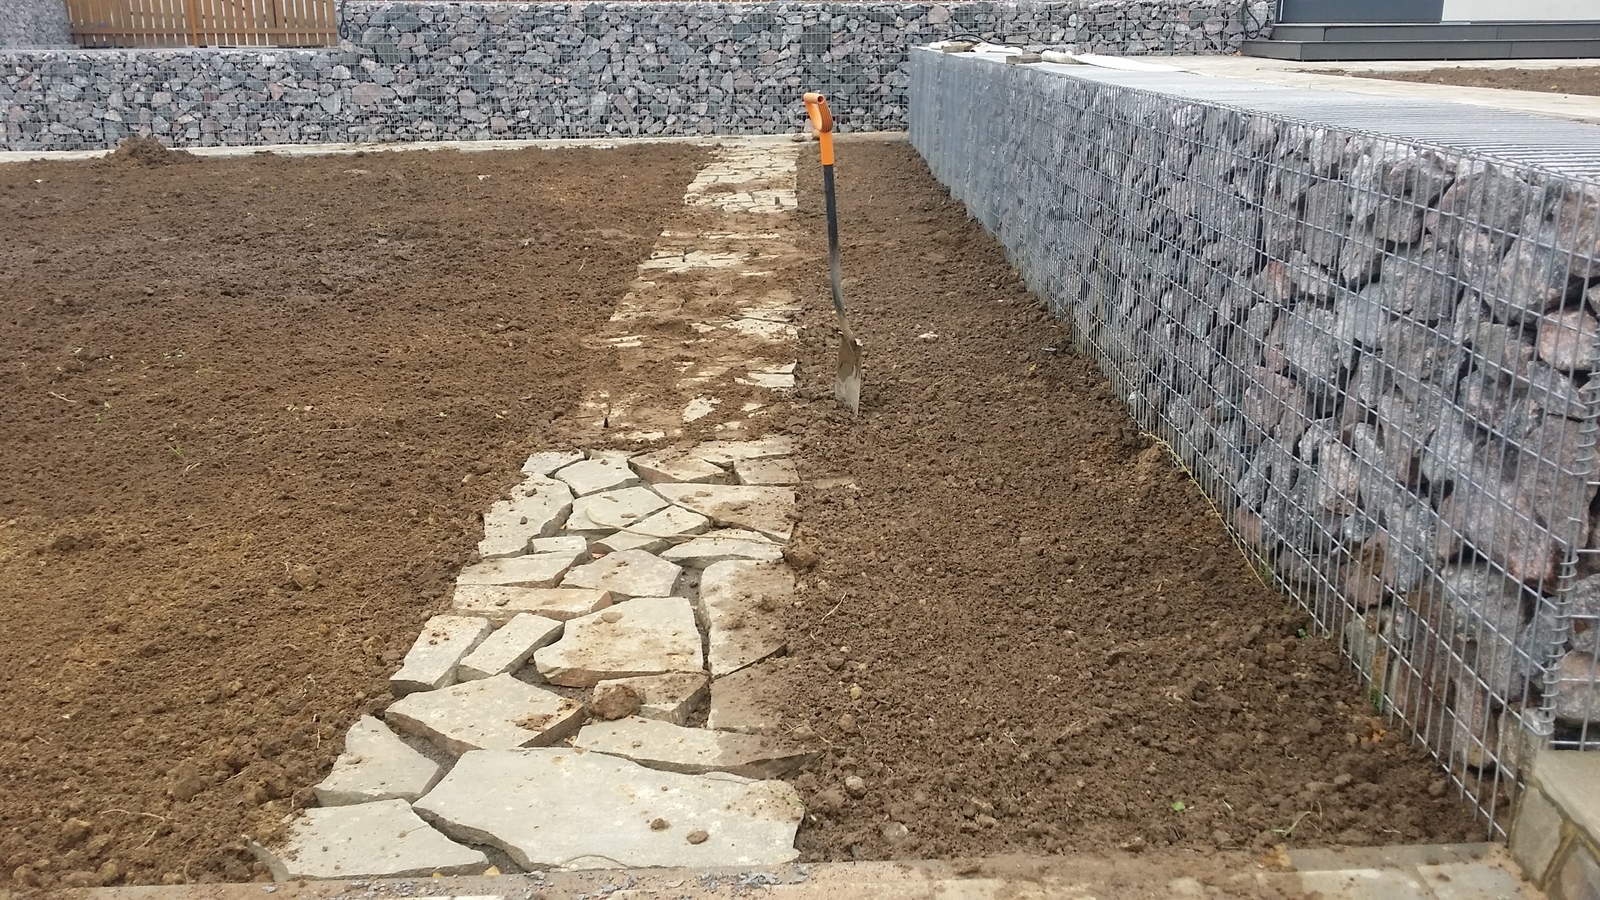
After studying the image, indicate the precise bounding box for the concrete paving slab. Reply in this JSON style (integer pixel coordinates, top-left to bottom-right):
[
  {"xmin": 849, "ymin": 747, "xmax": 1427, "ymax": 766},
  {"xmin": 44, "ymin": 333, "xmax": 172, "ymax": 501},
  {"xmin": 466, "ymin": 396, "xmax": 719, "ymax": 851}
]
[
  {"xmin": 451, "ymin": 585, "xmax": 612, "ymax": 625},
  {"xmin": 561, "ymin": 549, "xmax": 683, "ymax": 598},
  {"xmin": 662, "ymin": 534, "xmax": 786, "ymax": 567},
  {"xmin": 389, "ymin": 616, "xmax": 493, "ymax": 697},
  {"xmin": 595, "ymin": 672, "xmax": 709, "ymax": 726},
  {"xmin": 632, "ymin": 449, "xmax": 730, "ymax": 484},
  {"xmin": 699, "ymin": 560, "xmax": 792, "ymax": 678},
  {"xmin": 313, "ymin": 716, "xmax": 443, "ymax": 806},
  {"xmin": 248, "ymin": 799, "xmax": 487, "ymax": 881},
  {"xmin": 629, "ymin": 505, "xmax": 713, "ymax": 541},
  {"xmin": 735, "ymin": 457, "xmax": 799, "ymax": 486},
  {"xmin": 412, "ymin": 748, "xmax": 803, "ymax": 869},
  {"xmin": 572, "ymin": 486, "xmax": 670, "ymax": 530},
  {"xmin": 533, "ymin": 597, "xmax": 704, "ymax": 687},
  {"xmin": 654, "ymin": 483, "xmax": 796, "ymax": 541},
  {"xmin": 523, "ymin": 450, "xmax": 585, "ymax": 478},
  {"xmin": 385, "ymin": 674, "xmax": 584, "ymax": 755},
  {"xmin": 556, "ymin": 457, "xmax": 641, "ymax": 496},
  {"xmin": 575, "ymin": 716, "xmax": 815, "ymax": 778},
  {"xmin": 1298, "ymin": 868, "xmax": 1431, "ymax": 900},
  {"xmin": 1415, "ymin": 862, "xmax": 1527, "ymax": 900},
  {"xmin": 1532, "ymin": 750, "xmax": 1600, "ymax": 841},
  {"xmin": 457, "ymin": 614, "xmax": 564, "ymax": 681}
]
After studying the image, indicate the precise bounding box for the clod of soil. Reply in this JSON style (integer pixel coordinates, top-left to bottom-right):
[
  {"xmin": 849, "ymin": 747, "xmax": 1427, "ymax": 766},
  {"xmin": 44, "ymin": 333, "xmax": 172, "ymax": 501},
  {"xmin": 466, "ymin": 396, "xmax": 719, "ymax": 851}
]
[
  {"xmin": 108, "ymin": 136, "xmax": 196, "ymax": 167},
  {"xmin": 1316, "ymin": 65, "xmax": 1600, "ymax": 97},
  {"xmin": 0, "ymin": 143, "xmax": 703, "ymax": 889},
  {"xmin": 773, "ymin": 141, "xmax": 1479, "ymax": 863}
]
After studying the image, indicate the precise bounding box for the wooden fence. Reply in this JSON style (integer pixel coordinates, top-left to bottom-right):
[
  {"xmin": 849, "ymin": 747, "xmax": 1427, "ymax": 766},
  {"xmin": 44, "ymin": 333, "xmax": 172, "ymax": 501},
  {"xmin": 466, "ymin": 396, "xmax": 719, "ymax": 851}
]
[{"xmin": 66, "ymin": 0, "xmax": 338, "ymax": 48}]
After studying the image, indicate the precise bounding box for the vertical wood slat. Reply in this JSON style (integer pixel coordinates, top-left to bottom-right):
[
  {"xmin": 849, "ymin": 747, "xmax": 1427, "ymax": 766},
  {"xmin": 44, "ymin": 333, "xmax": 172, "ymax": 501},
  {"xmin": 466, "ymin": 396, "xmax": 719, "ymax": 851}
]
[{"xmin": 67, "ymin": 0, "xmax": 334, "ymax": 47}]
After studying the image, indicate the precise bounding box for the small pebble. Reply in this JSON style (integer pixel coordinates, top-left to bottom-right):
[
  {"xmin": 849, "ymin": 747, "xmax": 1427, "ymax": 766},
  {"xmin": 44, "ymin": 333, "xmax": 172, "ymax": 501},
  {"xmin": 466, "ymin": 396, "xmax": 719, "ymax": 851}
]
[
  {"xmin": 686, "ymin": 829, "xmax": 709, "ymax": 844},
  {"xmin": 650, "ymin": 818, "xmax": 670, "ymax": 831}
]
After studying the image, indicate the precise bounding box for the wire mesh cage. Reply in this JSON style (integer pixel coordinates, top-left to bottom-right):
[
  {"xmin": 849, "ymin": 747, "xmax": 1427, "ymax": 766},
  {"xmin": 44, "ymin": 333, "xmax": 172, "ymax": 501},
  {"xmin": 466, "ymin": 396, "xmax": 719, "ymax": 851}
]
[{"xmin": 910, "ymin": 48, "xmax": 1600, "ymax": 836}]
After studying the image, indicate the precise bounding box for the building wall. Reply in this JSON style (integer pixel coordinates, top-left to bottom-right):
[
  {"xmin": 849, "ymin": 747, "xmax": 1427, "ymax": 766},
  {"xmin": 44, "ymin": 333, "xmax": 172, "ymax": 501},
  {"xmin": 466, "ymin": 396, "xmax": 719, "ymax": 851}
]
[{"xmin": 1442, "ymin": 0, "xmax": 1600, "ymax": 23}]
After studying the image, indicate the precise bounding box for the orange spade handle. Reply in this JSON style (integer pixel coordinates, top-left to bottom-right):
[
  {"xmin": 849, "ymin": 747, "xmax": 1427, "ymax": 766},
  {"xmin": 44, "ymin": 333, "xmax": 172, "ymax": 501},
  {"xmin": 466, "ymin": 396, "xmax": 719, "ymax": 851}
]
[{"xmin": 803, "ymin": 92, "xmax": 835, "ymax": 166}]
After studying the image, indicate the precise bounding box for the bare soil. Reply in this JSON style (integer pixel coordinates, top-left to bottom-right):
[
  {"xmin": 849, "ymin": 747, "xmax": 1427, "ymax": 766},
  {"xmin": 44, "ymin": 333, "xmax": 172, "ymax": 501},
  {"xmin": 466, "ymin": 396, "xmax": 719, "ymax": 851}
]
[
  {"xmin": 772, "ymin": 142, "xmax": 1480, "ymax": 863},
  {"xmin": 1315, "ymin": 66, "xmax": 1600, "ymax": 97},
  {"xmin": 0, "ymin": 142, "xmax": 703, "ymax": 890}
]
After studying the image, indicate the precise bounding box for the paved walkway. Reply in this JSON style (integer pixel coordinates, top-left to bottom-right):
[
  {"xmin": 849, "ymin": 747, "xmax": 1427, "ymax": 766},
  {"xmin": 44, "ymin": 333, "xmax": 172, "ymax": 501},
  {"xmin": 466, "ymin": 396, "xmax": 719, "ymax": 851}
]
[{"xmin": 1149, "ymin": 56, "xmax": 1600, "ymax": 126}]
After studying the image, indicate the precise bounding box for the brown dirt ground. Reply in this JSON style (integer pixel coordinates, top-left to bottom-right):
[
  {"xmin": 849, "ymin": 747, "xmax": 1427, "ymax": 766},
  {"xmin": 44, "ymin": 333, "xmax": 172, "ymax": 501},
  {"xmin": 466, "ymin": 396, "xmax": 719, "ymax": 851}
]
[
  {"xmin": 1315, "ymin": 65, "xmax": 1600, "ymax": 97},
  {"xmin": 771, "ymin": 141, "xmax": 1481, "ymax": 863},
  {"xmin": 0, "ymin": 141, "xmax": 704, "ymax": 890}
]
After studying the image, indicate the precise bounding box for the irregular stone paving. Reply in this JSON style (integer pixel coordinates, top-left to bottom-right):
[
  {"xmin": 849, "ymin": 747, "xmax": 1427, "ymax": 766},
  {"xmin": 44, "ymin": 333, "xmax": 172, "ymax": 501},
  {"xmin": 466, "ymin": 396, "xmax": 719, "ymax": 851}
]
[
  {"xmin": 414, "ymin": 749, "xmax": 802, "ymax": 870},
  {"xmin": 259, "ymin": 140, "xmax": 809, "ymax": 879}
]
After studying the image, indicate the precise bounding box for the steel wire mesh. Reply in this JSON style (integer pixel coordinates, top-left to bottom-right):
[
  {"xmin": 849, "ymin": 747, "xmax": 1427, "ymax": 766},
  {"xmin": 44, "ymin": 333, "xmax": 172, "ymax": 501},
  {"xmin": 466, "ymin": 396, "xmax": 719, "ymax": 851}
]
[{"xmin": 911, "ymin": 48, "xmax": 1600, "ymax": 836}]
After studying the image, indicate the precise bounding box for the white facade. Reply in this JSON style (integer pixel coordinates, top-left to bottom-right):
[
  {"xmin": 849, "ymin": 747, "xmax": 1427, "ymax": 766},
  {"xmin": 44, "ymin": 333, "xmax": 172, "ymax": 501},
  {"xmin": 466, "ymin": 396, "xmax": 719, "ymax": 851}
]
[{"xmin": 1442, "ymin": 0, "xmax": 1600, "ymax": 22}]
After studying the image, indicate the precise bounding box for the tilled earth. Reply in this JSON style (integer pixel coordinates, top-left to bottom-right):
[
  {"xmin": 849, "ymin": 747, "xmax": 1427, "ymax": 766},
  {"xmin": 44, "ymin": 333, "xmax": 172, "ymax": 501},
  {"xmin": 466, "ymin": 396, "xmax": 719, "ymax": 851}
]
[
  {"xmin": 1318, "ymin": 65, "xmax": 1600, "ymax": 97},
  {"xmin": 772, "ymin": 141, "xmax": 1480, "ymax": 862},
  {"xmin": 0, "ymin": 140, "xmax": 703, "ymax": 889}
]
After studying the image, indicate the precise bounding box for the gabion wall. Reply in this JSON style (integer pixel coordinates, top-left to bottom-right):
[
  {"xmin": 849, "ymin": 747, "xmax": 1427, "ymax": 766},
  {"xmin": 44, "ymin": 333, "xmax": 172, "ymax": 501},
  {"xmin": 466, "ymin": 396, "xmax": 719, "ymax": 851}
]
[
  {"xmin": 0, "ymin": 0, "xmax": 70, "ymax": 50},
  {"xmin": 909, "ymin": 48, "xmax": 1600, "ymax": 834},
  {"xmin": 0, "ymin": 0, "xmax": 1270, "ymax": 150}
]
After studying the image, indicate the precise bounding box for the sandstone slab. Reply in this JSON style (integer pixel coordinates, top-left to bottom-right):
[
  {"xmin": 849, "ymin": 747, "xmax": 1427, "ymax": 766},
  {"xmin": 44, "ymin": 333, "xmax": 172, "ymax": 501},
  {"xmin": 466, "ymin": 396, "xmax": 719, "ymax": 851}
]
[
  {"xmin": 456, "ymin": 543, "xmax": 586, "ymax": 589},
  {"xmin": 631, "ymin": 450, "xmax": 728, "ymax": 484},
  {"xmin": 451, "ymin": 585, "xmax": 612, "ymax": 625},
  {"xmin": 690, "ymin": 438, "xmax": 794, "ymax": 468},
  {"xmin": 734, "ymin": 457, "xmax": 799, "ymax": 486},
  {"xmin": 412, "ymin": 749, "xmax": 802, "ymax": 869},
  {"xmin": 662, "ymin": 532, "xmax": 784, "ymax": 568},
  {"xmin": 596, "ymin": 673, "xmax": 709, "ymax": 726},
  {"xmin": 572, "ymin": 486, "xmax": 670, "ymax": 530},
  {"xmin": 251, "ymin": 799, "xmax": 487, "ymax": 881},
  {"xmin": 561, "ymin": 549, "xmax": 683, "ymax": 598},
  {"xmin": 533, "ymin": 597, "xmax": 703, "ymax": 687},
  {"xmin": 629, "ymin": 505, "xmax": 712, "ymax": 541},
  {"xmin": 654, "ymin": 483, "xmax": 795, "ymax": 541},
  {"xmin": 699, "ymin": 561, "xmax": 792, "ymax": 677},
  {"xmin": 556, "ymin": 457, "xmax": 640, "ymax": 496},
  {"xmin": 707, "ymin": 660, "xmax": 785, "ymax": 735},
  {"xmin": 390, "ymin": 616, "xmax": 492, "ymax": 697},
  {"xmin": 457, "ymin": 614, "xmax": 564, "ymax": 681},
  {"xmin": 478, "ymin": 477, "xmax": 574, "ymax": 558},
  {"xmin": 593, "ymin": 531, "xmax": 668, "ymax": 555},
  {"xmin": 575, "ymin": 716, "xmax": 815, "ymax": 778},
  {"xmin": 522, "ymin": 450, "xmax": 584, "ymax": 478},
  {"xmin": 386, "ymin": 674, "xmax": 584, "ymax": 755},
  {"xmin": 314, "ymin": 716, "xmax": 443, "ymax": 806}
]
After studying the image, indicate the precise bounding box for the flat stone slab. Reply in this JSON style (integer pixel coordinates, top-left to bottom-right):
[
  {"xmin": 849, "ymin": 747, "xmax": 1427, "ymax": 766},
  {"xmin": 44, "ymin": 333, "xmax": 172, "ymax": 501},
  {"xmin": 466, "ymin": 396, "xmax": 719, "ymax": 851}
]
[
  {"xmin": 314, "ymin": 716, "xmax": 443, "ymax": 806},
  {"xmin": 735, "ymin": 457, "xmax": 799, "ymax": 486},
  {"xmin": 561, "ymin": 549, "xmax": 683, "ymax": 598},
  {"xmin": 251, "ymin": 799, "xmax": 487, "ymax": 881},
  {"xmin": 523, "ymin": 450, "xmax": 584, "ymax": 478},
  {"xmin": 596, "ymin": 673, "xmax": 709, "ymax": 726},
  {"xmin": 631, "ymin": 450, "xmax": 729, "ymax": 485},
  {"xmin": 385, "ymin": 674, "xmax": 584, "ymax": 755},
  {"xmin": 457, "ymin": 614, "xmax": 564, "ymax": 681},
  {"xmin": 690, "ymin": 437, "xmax": 794, "ymax": 468},
  {"xmin": 456, "ymin": 543, "xmax": 586, "ymax": 589},
  {"xmin": 629, "ymin": 505, "xmax": 712, "ymax": 541},
  {"xmin": 593, "ymin": 531, "xmax": 668, "ymax": 555},
  {"xmin": 699, "ymin": 561, "xmax": 792, "ymax": 678},
  {"xmin": 479, "ymin": 477, "xmax": 574, "ymax": 558},
  {"xmin": 533, "ymin": 597, "xmax": 704, "ymax": 687},
  {"xmin": 575, "ymin": 717, "xmax": 815, "ymax": 778},
  {"xmin": 653, "ymin": 484, "xmax": 796, "ymax": 542},
  {"xmin": 451, "ymin": 585, "xmax": 612, "ymax": 625},
  {"xmin": 661, "ymin": 532, "xmax": 784, "ymax": 568},
  {"xmin": 556, "ymin": 457, "xmax": 640, "ymax": 496},
  {"xmin": 413, "ymin": 749, "xmax": 802, "ymax": 869},
  {"xmin": 390, "ymin": 616, "xmax": 492, "ymax": 697},
  {"xmin": 573, "ymin": 486, "xmax": 670, "ymax": 530},
  {"xmin": 707, "ymin": 660, "xmax": 785, "ymax": 736}
]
